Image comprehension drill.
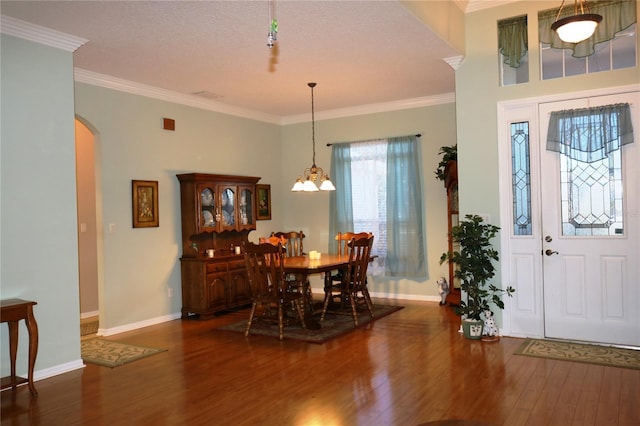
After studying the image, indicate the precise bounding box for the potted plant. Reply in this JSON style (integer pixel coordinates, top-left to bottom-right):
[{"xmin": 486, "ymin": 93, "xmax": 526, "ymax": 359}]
[
  {"xmin": 434, "ymin": 145, "xmax": 457, "ymax": 183},
  {"xmin": 440, "ymin": 214, "xmax": 515, "ymax": 340}
]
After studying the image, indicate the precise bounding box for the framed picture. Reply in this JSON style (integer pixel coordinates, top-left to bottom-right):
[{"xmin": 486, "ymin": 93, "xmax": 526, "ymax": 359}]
[
  {"xmin": 256, "ymin": 184, "xmax": 271, "ymax": 220},
  {"xmin": 132, "ymin": 180, "xmax": 159, "ymax": 228}
]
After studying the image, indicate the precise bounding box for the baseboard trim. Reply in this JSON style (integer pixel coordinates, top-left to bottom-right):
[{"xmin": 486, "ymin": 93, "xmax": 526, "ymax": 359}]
[
  {"xmin": 33, "ymin": 359, "xmax": 85, "ymax": 383},
  {"xmin": 99, "ymin": 312, "xmax": 182, "ymax": 337}
]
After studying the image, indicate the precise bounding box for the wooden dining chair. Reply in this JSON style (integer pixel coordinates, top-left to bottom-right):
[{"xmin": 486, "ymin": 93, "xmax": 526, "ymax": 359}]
[
  {"xmin": 324, "ymin": 231, "xmax": 372, "ymax": 295},
  {"xmin": 271, "ymin": 230, "xmax": 313, "ymax": 313},
  {"xmin": 242, "ymin": 241, "xmax": 306, "ymax": 340},
  {"xmin": 321, "ymin": 234, "xmax": 375, "ymax": 326},
  {"xmin": 271, "ymin": 231, "xmax": 305, "ymax": 257}
]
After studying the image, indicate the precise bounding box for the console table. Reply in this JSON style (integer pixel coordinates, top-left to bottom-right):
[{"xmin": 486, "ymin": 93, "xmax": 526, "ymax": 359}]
[{"xmin": 0, "ymin": 298, "xmax": 38, "ymax": 396}]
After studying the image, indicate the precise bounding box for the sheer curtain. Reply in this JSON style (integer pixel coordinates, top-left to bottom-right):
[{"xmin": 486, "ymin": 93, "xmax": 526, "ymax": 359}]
[
  {"xmin": 328, "ymin": 143, "xmax": 354, "ymax": 249},
  {"xmin": 328, "ymin": 135, "xmax": 427, "ymax": 277},
  {"xmin": 385, "ymin": 136, "xmax": 426, "ymax": 277},
  {"xmin": 546, "ymin": 103, "xmax": 634, "ymax": 162},
  {"xmin": 539, "ymin": 0, "xmax": 637, "ymax": 58}
]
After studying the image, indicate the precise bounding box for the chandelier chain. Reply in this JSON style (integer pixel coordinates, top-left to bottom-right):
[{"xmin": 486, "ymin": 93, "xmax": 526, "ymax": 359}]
[{"xmin": 310, "ymin": 83, "xmax": 316, "ymax": 166}]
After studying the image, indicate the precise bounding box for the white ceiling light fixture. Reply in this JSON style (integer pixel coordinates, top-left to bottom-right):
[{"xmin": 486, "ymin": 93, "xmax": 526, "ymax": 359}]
[
  {"xmin": 551, "ymin": 0, "xmax": 602, "ymax": 44},
  {"xmin": 292, "ymin": 83, "xmax": 335, "ymax": 192}
]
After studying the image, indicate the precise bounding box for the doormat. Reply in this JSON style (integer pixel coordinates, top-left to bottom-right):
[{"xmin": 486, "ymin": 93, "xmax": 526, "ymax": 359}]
[
  {"xmin": 217, "ymin": 304, "xmax": 403, "ymax": 344},
  {"xmin": 80, "ymin": 319, "xmax": 98, "ymax": 336},
  {"xmin": 81, "ymin": 338, "xmax": 167, "ymax": 368},
  {"xmin": 515, "ymin": 338, "xmax": 640, "ymax": 370}
]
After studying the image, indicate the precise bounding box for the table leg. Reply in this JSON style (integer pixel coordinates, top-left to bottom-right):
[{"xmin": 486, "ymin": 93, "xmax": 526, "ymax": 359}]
[
  {"xmin": 25, "ymin": 305, "xmax": 38, "ymax": 396},
  {"xmin": 8, "ymin": 321, "xmax": 18, "ymax": 389},
  {"xmin": 293, "ymin": 272, "xmax": 321, "ymax": 329}
]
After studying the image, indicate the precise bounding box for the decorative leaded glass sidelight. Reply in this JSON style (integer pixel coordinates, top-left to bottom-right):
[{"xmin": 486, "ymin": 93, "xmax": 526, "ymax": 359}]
[{"xmin": 511, "ymin": 122, "xmax": 532, "ymax": 235}]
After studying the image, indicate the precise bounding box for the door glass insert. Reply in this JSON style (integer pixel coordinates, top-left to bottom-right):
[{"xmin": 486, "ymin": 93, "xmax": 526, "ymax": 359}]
[
  {"xmin": 511, "ymin": 121, "xmax": 532, "ymax": 235},
  {"xmin": 560, "ymin": 149, "xmax": 623, "ymax": 236}
]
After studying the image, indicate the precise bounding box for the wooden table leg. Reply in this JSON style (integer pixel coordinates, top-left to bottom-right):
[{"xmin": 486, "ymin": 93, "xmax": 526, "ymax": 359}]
[
  {"xmin": 293, "ymin": 272, "xmax": 321, "ymax": 329},
  {"xmin": 1, "ymin": 299, "xmax": 39, "ymax": 397},
  {"xmin": 7, "ymin": 321, "xmax": 18, "ymax": 389},
  {"xmin": 25, "ymin": 304, "xmax": 39, "ymax": 396}
]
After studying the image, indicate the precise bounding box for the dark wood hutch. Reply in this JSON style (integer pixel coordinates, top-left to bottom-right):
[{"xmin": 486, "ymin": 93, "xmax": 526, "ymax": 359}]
[
  {"xmin": 444, "ymin": 161, "xmax": 461, "ymax": 305},
  {"xmin": 177, "ymin": 173, "xmax": 261, "ymax": 318}
]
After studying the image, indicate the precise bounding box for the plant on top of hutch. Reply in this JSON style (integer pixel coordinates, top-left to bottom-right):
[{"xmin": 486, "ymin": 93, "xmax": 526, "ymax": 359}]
[
  {"xmin": 177, "ymin": 173, "xmax": 261, "ymax": 318},
  {"xmin": 434, "ymin": 144, "xmax": 457, "ymax": 183}
]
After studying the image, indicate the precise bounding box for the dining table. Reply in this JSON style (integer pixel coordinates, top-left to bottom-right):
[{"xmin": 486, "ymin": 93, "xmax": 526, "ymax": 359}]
[{"xmin": 281, "ymin": 254, "xmax": 351, "ymax": 328}]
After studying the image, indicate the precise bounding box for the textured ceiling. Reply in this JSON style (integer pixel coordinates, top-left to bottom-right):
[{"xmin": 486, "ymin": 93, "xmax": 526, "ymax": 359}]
[{"xmin": 0, "ymin": 1, "xmax": 493, "ymax": 118}]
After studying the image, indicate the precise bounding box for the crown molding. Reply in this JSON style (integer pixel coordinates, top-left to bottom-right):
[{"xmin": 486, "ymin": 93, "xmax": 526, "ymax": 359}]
[
  {"xmin": 281, "ymin": 93, "xmax": 456, "ymax": 125},
  {"xmin": 1, "ymin": 15, "xmax": 87, "ymax": 52},
  {"xmin": 75, "ymin": 68, "xmax": 455, "ymax": 125},
  {"xmin": 464, "ymin": 0, "xmax": 522, "ymax": 13},
  {"xmin": 74, "ymin": 68, "xmax": 283, "ymax": 125},
  {"xmin": 443, "ymin": 55, "xmax": 465, "ymax": 70}
]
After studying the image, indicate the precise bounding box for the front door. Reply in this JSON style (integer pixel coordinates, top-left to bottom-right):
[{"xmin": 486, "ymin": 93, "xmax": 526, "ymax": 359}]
[{"xmin": 538, "ymin": 94, "xmax": 639, "ymax": 346}]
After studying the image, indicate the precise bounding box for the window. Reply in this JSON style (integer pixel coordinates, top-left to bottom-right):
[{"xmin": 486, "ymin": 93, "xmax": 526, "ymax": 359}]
[
  {"xmin": 510, "ymin": 121, "xmax": 532, "ymax": 235},
  {"xmin": 329, "ymin": 136, "xmax": 426, "ymax": 277},
  {"xmin": 541, "ymin": 23, "xmax": 637, "ymax": 79},
  {"xmin": 498, "ymin": 15, "xmax": 529, "ymax": 86},
  {"xmin": 546, "ymin": 103, "xmax": 633, "ymax": 236},
  {"xmin": 538, "ymin": 0, "xmax": 637, "ymax": 80}
]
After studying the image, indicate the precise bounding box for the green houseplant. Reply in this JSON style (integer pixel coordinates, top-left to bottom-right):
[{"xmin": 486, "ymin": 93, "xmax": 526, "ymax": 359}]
[
  {"xmin": 440, "ymin": 214, "xmax": 515, "ymax": 339},
  {"xmin": 434, "ymin": 145, "xmax": 457, "ymax": 182}
]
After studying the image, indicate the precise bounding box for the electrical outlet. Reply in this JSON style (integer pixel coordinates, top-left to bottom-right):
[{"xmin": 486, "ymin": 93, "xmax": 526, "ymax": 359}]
[{"xmin": 167, "ymin": 288, "xmax": 173, "ymax": 298}]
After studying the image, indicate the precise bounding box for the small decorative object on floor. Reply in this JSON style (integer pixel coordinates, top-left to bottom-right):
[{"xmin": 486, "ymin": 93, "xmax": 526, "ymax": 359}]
[
  {"xmin": 482, "ymin": 310, "xmax": 499, "ymax": 337},
  {"xmin": 436, "ymin": 277, "xmax": 449, "ymax": 306}
]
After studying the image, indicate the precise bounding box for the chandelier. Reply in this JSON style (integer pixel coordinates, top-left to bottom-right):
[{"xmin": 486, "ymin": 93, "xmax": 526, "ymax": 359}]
[
  {"xmin": 551, "ymin": 0, "xmax": 602, "ymax": 44},
  {"xmin": 291, "ymin": 83, "xmax": 335, "ymax": 192}
]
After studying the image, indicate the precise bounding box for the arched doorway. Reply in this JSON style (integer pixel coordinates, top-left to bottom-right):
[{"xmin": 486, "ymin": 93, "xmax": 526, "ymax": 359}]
[{"xmin": 76, "ymin": 118, "xmax": 101, "ymax": 336}]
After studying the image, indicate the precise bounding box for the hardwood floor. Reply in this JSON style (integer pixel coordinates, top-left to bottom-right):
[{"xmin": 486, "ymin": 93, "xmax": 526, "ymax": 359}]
[{"xmin": 2, "ymin": 299, "xmax": 638, "ymax": 425}]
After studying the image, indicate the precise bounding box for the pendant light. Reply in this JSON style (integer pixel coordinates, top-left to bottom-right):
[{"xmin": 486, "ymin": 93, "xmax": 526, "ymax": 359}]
[
  {"xmin": 291, "ymin": 83, "xmax": 335, "ymax": 192},
  {"xmin": 551, "ymin": 0, "xmax": 602, "ymax": 44}
]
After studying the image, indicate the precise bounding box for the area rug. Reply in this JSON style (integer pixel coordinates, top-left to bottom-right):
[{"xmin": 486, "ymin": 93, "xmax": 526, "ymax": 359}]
[
  {"xmin": 81, "ymin": 338, "xmax": 167, "ymax": 368},
  {"xmin": 80, "ymin": 319, "xmax": 98, "ymax": 336},
  {"xmin": 218, "ymin": 304, "xmax": 403, "ymax": 344},
  {"xmin": 515, "ymin": 338, "xmax": 640, "ymax": 370}
]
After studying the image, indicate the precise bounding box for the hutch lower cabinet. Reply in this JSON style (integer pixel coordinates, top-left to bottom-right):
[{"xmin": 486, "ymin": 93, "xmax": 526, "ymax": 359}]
[
  {"xmin": 177, "ymin": 173, "xmax": 260, "ymax": 318},
  {"xmin": 179, "ymin": 257, "xmax": 251, "ymax": 318}
]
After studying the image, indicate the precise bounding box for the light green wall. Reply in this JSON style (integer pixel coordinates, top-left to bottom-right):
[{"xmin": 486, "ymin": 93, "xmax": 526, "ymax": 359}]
[
  {"xmin": 74, "ymin": 83, "xmax": 283, "ymax": 330},
  {"xmin": 456, "ymin": 1, "xmax": 640, "ymax": 323},
  {"xmin": 281, "ymin": 104, "xmax": 457, "ymax": 298},
  {"xmin": 1, "ymin": 35, "xmax": 81, "ymax": 375}
]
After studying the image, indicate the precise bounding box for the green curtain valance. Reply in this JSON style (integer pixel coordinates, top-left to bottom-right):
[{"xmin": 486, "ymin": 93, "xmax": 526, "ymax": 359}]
[
  {"xmin": 546, "ymin": 103, "xmax": 634, "ymax": 163},
  {"xmin": 498, "ymin": 15, "xmax": 529, "ymax": 68},
  {"xmin": 539, "ymin": 0, "xmax": 637, "ymax": 58}
]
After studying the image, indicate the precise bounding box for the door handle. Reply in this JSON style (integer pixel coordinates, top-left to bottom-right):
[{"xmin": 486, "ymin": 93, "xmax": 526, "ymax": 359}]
[{"xmin": 545, "ymin": 249, "xmax": 559, "ymax": 256}]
